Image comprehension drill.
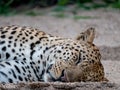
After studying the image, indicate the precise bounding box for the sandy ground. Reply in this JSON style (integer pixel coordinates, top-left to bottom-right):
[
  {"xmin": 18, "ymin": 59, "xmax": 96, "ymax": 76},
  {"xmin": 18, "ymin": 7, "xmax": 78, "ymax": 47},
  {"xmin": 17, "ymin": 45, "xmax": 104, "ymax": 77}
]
[{"xmin": 0, "ymin": 7, "xmax": 120, "ymax": 89}]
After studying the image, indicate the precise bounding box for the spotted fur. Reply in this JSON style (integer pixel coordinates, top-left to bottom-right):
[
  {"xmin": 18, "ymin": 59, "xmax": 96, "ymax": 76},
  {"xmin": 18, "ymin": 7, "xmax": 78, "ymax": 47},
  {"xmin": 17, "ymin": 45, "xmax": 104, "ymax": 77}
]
[{"xmin": 0, "ymin": 25, "xmax": 106, "ymax": 83}]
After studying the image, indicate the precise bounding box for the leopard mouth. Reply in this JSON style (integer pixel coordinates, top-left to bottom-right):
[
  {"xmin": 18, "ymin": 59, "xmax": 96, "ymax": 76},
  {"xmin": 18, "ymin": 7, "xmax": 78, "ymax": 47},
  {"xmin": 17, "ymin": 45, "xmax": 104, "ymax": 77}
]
[
  {"xmin": 48, "ymin": 70, "xmax": 68, "ymax": 82},
  {"xmin": 56, "ymin": 70, "xmax": 68, "ymax": 82}
]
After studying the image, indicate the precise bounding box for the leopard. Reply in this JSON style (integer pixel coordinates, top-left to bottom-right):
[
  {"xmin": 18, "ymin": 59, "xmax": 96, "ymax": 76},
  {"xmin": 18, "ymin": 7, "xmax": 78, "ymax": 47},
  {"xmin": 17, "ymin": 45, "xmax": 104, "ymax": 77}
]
[{"xmin": 0, "ymin": 25, "xmax": 107, "ymax": 83}]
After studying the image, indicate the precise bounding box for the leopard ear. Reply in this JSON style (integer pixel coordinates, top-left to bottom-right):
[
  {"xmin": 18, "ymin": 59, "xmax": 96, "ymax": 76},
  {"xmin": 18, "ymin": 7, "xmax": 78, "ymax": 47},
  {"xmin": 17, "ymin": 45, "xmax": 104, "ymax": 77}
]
[{"xmin": 75, "ymin": 27, "xmax": 95, "ymax": 43}]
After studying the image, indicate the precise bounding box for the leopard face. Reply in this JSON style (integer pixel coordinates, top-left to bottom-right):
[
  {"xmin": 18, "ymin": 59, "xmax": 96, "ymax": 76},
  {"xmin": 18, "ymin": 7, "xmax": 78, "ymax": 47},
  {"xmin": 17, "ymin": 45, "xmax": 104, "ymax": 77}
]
[
  {"xmin": 46, "ymin": 28, "xmax": 107, "ymax": 82},
  {"xmin": 47, "ymin": 42, "xmax": 104, "ymax": 82},
  {"xmin": 0, "ymin": 25, "xmax": 106, "ymax": 83}
]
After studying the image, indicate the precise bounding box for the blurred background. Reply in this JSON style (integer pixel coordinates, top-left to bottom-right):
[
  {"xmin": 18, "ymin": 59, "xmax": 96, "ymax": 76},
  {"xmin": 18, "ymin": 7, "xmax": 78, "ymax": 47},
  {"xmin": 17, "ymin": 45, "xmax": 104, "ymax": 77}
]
[{"xmin": 0, "ymin": 0, "xmax": 120, "ymax": 15}]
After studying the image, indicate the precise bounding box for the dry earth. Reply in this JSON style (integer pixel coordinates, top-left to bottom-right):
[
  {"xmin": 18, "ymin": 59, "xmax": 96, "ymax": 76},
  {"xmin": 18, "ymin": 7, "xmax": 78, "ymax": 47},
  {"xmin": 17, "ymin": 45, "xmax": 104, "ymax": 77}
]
[{"xmin": 0, "ymin": 7, "xmax": 120, "ymax": 90}]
